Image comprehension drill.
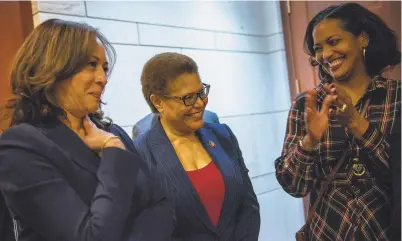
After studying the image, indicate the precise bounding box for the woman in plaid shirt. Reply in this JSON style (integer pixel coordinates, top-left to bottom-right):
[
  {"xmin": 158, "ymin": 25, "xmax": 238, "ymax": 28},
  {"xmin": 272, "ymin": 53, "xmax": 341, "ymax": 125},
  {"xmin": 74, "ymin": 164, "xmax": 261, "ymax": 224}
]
[{"xmin": 275, "ymin": 3, "xmax": 400, "ymax": 241}]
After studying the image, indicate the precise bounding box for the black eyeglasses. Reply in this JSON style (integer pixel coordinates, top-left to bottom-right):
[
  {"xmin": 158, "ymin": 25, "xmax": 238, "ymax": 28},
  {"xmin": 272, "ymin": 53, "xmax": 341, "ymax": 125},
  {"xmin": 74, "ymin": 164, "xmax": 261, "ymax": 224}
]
[{"xmin": 164, "ymin": 83, "xmax": 210, "ymax": 106}]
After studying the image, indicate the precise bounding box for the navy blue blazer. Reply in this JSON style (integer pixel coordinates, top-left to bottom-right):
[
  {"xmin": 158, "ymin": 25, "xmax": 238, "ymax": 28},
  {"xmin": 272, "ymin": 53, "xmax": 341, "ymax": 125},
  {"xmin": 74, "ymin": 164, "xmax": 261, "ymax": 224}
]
[
  {"xmin": 0, "ymin": 119, "xmax": 175, "ymax": 241},
  {"xmin": 134, "ymin": 120, "xmax": 260, "ymax": 241},
  {"xmin": 0, "ymin": 191, "xmax": 12, "ymax": 241},
  {"xmin": 132, "ymin": 110, "xmax": 220, "ymax": 140}
]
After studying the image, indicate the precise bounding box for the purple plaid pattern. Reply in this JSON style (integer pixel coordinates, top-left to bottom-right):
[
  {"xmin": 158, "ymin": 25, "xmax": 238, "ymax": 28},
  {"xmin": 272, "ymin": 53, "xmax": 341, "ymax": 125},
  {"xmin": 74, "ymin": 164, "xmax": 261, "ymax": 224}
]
[{"xmin": 275, "ymin": 77, "xmax": 401, "ymax": 240}]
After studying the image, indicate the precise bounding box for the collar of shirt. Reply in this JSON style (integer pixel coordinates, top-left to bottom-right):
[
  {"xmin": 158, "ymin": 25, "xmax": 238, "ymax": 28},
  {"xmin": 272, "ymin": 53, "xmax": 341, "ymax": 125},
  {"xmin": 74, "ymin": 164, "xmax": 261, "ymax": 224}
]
[{"xmin": 314, "ymin": 75, "xmax": 387, "ymax": 104}]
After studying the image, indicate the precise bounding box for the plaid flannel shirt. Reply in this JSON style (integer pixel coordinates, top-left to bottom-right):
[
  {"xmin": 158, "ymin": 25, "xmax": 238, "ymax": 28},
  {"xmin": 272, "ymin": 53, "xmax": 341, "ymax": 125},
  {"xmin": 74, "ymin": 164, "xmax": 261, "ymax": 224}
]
[{"xmin": 275, "ymin": 76, "xmax": 401, "ymax": 241}]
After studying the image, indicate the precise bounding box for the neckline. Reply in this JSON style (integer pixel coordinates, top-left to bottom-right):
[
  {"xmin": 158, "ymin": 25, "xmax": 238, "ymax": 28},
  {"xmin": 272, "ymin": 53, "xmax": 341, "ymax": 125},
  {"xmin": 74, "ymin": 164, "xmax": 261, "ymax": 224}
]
[{"xmin": 186, "ymin": 160, "xmax": 213, "ymax": 172}]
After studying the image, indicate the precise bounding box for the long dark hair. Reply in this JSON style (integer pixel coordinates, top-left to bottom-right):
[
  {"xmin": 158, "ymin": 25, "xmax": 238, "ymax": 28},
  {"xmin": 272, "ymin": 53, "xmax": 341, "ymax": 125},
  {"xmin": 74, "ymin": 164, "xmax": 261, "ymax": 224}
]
[
  {"xmin": 304, "ymin": 3, "xmax": 400, "ymax": 82},
  {"xmin": 1, "ymin": 19, "xmax": 116, "ymax": 131}
]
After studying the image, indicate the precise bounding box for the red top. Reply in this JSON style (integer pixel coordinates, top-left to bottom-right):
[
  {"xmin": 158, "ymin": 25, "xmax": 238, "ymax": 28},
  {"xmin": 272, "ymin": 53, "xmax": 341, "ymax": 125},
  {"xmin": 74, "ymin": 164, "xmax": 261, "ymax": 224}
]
[{"xmin": 186, "ymin": 161, "xmax": 225, "ymax": 226}]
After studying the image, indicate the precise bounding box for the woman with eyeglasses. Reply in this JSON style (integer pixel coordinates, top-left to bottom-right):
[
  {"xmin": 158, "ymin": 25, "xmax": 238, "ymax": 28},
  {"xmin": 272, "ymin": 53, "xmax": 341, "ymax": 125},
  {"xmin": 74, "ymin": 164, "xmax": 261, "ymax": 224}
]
[{"xmin": 134, "ymin": 52, "xmax": 260, "ymax": 241}]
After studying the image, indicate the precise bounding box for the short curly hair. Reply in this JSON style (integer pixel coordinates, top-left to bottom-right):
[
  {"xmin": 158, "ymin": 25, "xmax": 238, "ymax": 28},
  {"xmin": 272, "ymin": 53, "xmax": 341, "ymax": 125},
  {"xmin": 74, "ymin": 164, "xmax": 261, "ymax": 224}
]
[{"xmin": 141, "ymin": 52, "xmax": 199, "ymax": 113}]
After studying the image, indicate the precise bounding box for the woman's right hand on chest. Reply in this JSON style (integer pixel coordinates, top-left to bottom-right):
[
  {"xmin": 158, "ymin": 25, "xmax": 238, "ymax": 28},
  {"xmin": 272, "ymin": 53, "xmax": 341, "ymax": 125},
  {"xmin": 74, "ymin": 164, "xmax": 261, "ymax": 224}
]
[{"xmin": 82, "ymin": 117, "xmax": 126, "ymax": 153}]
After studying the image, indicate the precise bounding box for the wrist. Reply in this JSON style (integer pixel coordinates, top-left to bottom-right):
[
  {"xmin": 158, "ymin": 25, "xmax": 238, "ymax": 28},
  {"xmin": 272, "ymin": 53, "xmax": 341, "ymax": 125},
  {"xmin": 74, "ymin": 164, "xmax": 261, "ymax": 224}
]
[
  {"xmin": 102, "ymin": 136, "xmax": 125, "ymax": 150},
  {"xmin": 300, "ymin": 135, "xmax": 318, "ymax": 151}
]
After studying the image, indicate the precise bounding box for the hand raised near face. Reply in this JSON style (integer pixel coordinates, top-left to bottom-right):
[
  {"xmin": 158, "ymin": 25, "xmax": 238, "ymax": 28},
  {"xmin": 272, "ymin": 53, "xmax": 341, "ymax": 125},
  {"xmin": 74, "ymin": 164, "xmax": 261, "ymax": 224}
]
[
  {"xmin": 322, "ymin": 83, "xmax": 369, "ymax": 138},
  {"xmin": 303, "ymin": 88, "xmax": 337, "ymax": 149}
]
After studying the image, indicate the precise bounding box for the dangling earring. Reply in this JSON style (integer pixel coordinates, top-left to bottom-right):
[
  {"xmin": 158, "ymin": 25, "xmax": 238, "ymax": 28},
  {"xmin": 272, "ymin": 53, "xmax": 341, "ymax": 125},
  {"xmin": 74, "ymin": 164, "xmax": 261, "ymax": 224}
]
[{"xmin": 363, "ymin": 47, "xmax": 366, "ymax": 61}]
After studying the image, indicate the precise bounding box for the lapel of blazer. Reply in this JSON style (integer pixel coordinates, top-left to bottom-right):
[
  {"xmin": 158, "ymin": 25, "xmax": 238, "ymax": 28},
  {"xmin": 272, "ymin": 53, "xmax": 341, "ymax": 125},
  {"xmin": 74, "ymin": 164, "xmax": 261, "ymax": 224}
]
[
  {"xmin": 197, "ymin": 127, "xmax": 240, "ymax": 231},
  {"xmin": 147, "ymin": 120, "xmax": 218, "ymax": 233},
  {"xmin": 38, "ymin": 119, "xmax": 99, "ymax": 175}
]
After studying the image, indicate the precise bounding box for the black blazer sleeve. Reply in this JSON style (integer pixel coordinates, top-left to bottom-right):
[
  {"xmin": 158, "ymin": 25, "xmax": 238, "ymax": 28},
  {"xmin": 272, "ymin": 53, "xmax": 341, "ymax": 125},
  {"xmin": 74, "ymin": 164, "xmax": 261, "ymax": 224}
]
[
  {"xmin": 0, "ymin": 191, "xmax": 13, "ymax": 241},
  {"xmin": 111, "ymin": 124, "xmax": 176, "ymax": 241},
  {"xmin": 0, "ymin": 128, "xmax": 140, "ymax": 241},
  {"xmin": 224, "ymin": 125, "xmax": 261, "ymax": 241}
]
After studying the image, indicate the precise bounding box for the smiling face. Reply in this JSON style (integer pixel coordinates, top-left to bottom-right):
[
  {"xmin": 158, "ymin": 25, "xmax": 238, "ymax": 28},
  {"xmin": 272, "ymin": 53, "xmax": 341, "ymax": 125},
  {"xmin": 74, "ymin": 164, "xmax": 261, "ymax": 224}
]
[
  {"xmin": 55, "ymin": 40, "xmax": 109, "ymax": 118},
  {"xmin": 156, "ymin": 73, "xmax": 208, "ymax": 134},
  {"xmin": 312, "ymin": 18, "xmax": 367, "ymax": 82}
]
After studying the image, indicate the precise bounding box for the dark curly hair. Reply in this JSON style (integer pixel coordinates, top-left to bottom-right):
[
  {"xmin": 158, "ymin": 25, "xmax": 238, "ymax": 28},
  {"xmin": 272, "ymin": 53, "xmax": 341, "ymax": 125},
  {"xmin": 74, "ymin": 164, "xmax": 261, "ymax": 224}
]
[
  {"xmin": 140, "ymin": 52, "xmax": 199, "ymax": 113},
  {"xmin": 1, "ymin": 18, "xmax": 116, "ymax": 131},
  {"xmin": 304, "ymin": 2, "xmax": 401, "ymax": 82}
]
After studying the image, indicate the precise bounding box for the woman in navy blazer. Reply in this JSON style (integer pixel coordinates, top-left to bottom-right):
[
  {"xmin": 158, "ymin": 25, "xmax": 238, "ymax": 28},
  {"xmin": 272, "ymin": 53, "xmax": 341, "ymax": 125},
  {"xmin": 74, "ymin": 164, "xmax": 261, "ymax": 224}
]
[
  {"xmin": 0, "ymin": 19, "xmax": 174, "ymax": 241},
  {"xmin": 134, "ymin": 52, "xmax": 260, "ymax": 240}
]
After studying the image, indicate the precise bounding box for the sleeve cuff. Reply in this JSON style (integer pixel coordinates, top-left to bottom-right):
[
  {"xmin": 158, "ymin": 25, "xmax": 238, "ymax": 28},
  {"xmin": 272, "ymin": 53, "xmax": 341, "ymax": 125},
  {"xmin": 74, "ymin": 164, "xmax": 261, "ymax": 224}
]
[
  {"xmin": 356, "ymin": 122, "xmax": 383, "ymax": 151},
  {"xmin": 295, "ymin": 142, "xmax": 317, "ymax": 162},
  {"xmin": 283, "ymin": 144, "xmax": 317, "ymax": 171}
]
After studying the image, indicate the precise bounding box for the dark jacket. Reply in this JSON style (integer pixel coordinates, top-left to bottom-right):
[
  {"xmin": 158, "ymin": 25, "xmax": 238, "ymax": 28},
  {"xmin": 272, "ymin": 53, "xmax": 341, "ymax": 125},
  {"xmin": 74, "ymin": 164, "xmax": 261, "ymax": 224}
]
[
  {"xmin": 0, "ymin": 119, "xmax": 175, "ymax": 241},
  {"xmin": 134, "ymin": 120, "xmax": 260, "ymax": 241},
  {"xmin": 390, "ymin": 115, "xmax": 401, "ymax": 241}
]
